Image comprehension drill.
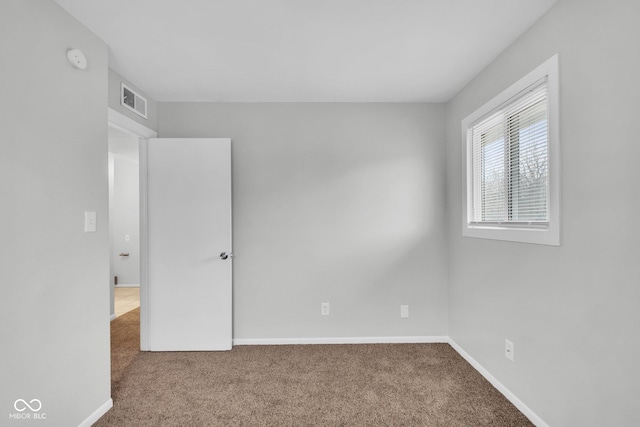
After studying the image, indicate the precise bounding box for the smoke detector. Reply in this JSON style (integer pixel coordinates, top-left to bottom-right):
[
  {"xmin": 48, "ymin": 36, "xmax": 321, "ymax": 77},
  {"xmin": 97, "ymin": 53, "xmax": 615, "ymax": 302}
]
[{"xmin": 66, "ymin": 48, "xmax": 87, "ymax": 70}]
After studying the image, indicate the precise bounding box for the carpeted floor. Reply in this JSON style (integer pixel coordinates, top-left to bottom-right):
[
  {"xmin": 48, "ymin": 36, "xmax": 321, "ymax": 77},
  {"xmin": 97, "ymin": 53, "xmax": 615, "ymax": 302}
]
[
  {"xmin": 96, "ymin": 309, "xmax": 533, "ymax": 426},
  {"xmin": 109, "ymin": 308, "xmax": 141, "ymax": 390}
]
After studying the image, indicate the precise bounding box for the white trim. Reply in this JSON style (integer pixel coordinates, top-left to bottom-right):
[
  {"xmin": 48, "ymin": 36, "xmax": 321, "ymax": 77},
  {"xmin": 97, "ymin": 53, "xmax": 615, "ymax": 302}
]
[
  {"xmin": 114, "ymin": 283, "xmax": 140, "ymax": 288},
  {"xmin": 461, "ymin": 54, "xmax": 560, "ymax": 246},
  {"xmin": 77, "ymin": 398, "xmax": 112, "ymax": 427},
  {"xmin": 448, "ymin": 339, "xmax": 549, "ymax": 427},
  {"xmin": 110, "ymin": 313, "xmax": 116, "ymax": 321},
  {"xmin": 108, "ymin": 108, "xmax": 157, "ymax": 139},
  {"xmin": 233, "ymin": 336, "xmax": 449, "ymax": 346},
  {"xmin": 229, "ymin": 141, "xmax": 234, "ymax": 349},
  {"xmin": 139, "ymin": 139, "xmax": 150, "ymax": 351}
]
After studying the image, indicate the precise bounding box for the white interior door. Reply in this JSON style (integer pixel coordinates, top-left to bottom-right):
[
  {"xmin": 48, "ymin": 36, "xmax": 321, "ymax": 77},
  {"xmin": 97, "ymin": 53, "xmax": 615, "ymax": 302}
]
[{"xmin": 146, "ymin": 138, "xmax": 232, "ymax": 351}]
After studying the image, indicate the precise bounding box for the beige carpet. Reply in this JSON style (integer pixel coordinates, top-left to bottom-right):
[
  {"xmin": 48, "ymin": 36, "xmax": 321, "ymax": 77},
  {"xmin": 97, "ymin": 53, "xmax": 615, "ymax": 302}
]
[
  {"xmin": 97, "ymin": 309, "xmax": 533, "ymax": 426},
  {"xmin": 108, "ymin": 307, "xmax": 141, "ymax": 391}
]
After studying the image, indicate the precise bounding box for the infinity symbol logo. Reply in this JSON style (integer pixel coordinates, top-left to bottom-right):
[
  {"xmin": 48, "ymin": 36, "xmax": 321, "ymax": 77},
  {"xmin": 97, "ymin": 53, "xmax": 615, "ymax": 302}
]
[{"xmin": 14, "ymin": 399, "xmax": 42, "ymax": 412}]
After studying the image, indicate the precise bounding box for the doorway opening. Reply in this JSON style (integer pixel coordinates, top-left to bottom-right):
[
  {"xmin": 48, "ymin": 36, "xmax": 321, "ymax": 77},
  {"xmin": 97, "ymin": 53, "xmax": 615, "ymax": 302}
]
[
  {"xmin": 107, "ymin": 107, "xmax": 157, "ymax": 353},
  {"xmin": 108, "ymin": 125, "xmax": 141, "ymax": 319}
]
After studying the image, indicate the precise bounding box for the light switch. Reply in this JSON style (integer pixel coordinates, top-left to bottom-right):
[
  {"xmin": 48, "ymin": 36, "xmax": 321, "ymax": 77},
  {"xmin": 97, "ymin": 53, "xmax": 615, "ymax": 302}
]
[
  {"xmin": 125, "ymin": 234, "xmax": 130, "ymax": 241},
  {"xmin": 84, "ymin": 211, "xmax": 97, "ymax": 232}
]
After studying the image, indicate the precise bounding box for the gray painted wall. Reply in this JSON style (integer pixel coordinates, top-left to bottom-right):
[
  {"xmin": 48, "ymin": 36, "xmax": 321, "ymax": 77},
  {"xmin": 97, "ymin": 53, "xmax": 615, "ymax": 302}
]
[
  {"xmin": 0, "ymin": 0, "xmax": 111, "ymax": 426},
  {"xmin": 109, "ymin": 68, "xmax": 157, "ymax": 131},
  {"xmin": 445, "ymin": 0, "xmax": 640, "ymax": 426},
  {"xmin": 109, "ymin": 154, "xmax": 140, "ymax": 286},
  {"xmin": 158, "ymin": 103, "xmax": 448, "ymax": 339}
]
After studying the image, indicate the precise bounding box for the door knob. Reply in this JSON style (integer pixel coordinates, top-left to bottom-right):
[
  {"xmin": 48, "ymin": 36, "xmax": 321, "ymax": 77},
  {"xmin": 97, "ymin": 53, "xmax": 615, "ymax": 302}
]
[{"xmin": 220, "ymin": 252, "xmax": 233, "ymax": 260}]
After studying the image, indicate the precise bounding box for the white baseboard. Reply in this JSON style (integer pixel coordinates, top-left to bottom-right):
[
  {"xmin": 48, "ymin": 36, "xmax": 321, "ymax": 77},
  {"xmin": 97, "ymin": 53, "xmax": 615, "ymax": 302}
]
[
  {"xmin": 110, "ymin": 313, "xmax": 116, "ymax": 321},
  {"xmin": 233, "ymin": 336, "xmax": 449, "ymax": 346},
  {"xmin": 448, "ymin": 339, "xmax": 549, "ymax": 427},
  {"xmin": 78, "ymin": 398, "xmax": 112, "ymax": 427},
  {"xmin": 114, "ymin": 284, "xmax": 140, "ymax": 288}
]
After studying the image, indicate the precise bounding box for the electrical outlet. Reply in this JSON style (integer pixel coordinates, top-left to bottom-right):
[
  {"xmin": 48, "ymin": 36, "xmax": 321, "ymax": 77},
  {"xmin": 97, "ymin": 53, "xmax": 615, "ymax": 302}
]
[
  {"xmin": 400, "ymin": 305, "xmax": 409, "ymax": 318},
  {"xmin": 321, "ymin": 302, "xmax": 330, "ymax": 316},
  {"xmin": 505, "ymin": 339, "xmax": 514, "ymax": 361}
]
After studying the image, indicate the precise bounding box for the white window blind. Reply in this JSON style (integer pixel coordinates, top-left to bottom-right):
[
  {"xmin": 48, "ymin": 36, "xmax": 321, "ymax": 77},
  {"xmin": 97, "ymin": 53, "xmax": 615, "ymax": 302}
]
[{"xmin": 468, "ymin": 78, "xmax": 549, "ymax": 226}]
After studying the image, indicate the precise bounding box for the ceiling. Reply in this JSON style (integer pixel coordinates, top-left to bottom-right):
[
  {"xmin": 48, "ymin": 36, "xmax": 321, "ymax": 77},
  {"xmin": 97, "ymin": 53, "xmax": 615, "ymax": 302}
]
[{"xmin": 55, "ymin": 0, "xmax": 558, "ymax": 103}]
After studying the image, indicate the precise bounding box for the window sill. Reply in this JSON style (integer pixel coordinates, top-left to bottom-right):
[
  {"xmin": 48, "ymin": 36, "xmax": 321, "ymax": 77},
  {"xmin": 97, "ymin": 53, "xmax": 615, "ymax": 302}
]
[{"xmin": 462, "ymin": 223, "xmax": 559, "ymax": 246}]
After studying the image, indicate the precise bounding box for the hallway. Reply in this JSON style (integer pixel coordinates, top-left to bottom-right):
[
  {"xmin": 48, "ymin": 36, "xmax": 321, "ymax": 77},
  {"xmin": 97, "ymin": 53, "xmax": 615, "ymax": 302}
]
[{"xmin": 114, "ymin": 287, "xmax": 139, "ymax": 318}]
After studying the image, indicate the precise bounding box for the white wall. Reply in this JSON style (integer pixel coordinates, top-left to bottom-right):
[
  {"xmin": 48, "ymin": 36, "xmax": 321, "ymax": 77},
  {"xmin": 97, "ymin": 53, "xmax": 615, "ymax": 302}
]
[
  {"xmin": 445, "ymin": 0, "xmax": 640, "ymax": 425},
  {"xmin": 158, "ymin": 103, "xmax": 448, "ymax": 340},
  {"xmin": 0, "ymin": 0, "xmax": 111, "ymax": 425}
]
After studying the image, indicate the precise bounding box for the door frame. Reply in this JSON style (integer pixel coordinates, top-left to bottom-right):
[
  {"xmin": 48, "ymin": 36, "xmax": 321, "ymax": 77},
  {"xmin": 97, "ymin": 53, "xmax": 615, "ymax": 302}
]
[{"xmin": 108, "ymin": 107, "xmax": 156, "ymax": 350}]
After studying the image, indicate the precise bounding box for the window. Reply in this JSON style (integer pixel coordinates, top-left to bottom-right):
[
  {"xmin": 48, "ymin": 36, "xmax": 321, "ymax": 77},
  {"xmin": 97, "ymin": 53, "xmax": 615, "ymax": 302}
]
[{"xmin": 462, "ymin": 55, "xmax": 559, "ymax": 245}]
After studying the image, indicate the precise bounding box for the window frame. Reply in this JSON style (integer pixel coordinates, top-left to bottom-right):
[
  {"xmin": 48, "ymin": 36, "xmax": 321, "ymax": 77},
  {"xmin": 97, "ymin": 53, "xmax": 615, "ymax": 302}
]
[{"xmin": 461, "ymin": 54, "xmax": 560, "ymax": 246}]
